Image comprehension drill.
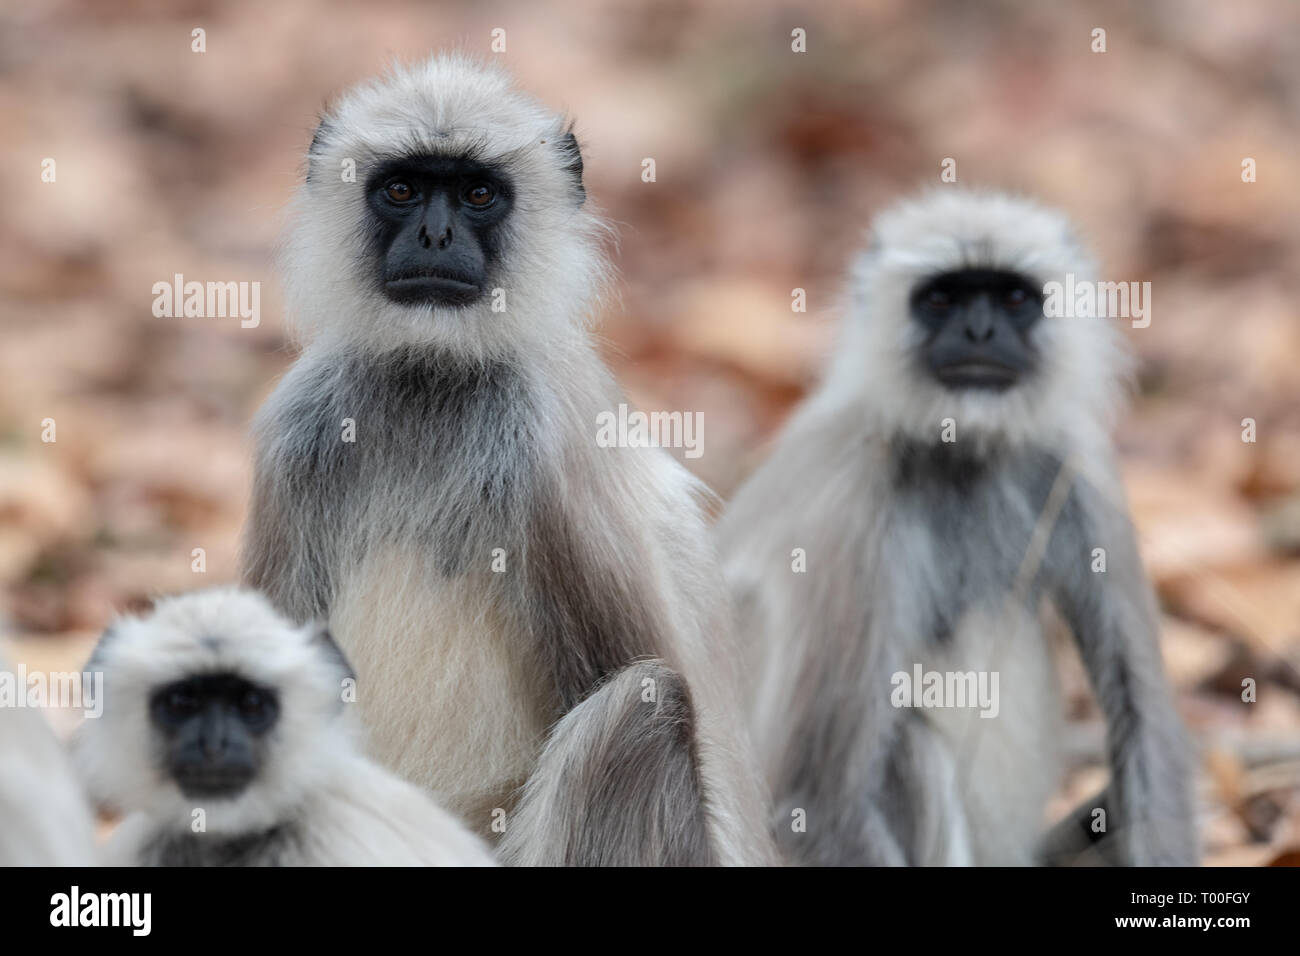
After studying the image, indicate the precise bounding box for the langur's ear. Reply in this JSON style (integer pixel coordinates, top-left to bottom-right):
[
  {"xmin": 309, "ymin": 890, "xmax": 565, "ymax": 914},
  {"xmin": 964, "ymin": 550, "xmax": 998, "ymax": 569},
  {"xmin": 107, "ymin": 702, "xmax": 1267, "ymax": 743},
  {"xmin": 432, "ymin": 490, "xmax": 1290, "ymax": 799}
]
[
  {"xmin": 311, "ymin": 624, "xmax": 355, "ymax": 682},
  {"xmin": 556, "ymin": 130, "xmax": 585, "ymax": 205},
  {"xmin": 305, "ymin": 117, "xmax": 333, "ymax": 184}
]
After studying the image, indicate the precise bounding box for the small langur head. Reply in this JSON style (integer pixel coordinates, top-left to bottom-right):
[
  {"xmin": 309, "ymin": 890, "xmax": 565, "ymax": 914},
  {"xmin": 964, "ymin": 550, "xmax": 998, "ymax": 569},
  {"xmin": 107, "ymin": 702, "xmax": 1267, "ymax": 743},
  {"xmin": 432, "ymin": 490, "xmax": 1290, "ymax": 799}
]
[
  {"xmin": 284, "ymin": 53, "xmax": 608, "ymax": 359},
  {"xmin": 833, "ymin": 190, "xmax": 1130, "ymax": 451},
  {"xmin": 73, "ymin": 588, "xmax": 355, "ymax": 836}
]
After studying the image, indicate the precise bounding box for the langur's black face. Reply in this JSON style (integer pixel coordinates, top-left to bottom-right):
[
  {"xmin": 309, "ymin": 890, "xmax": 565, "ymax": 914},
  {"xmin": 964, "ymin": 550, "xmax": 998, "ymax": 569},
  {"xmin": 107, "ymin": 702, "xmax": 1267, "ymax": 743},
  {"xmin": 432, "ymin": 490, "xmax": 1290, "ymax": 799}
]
[
  {"xmin": 909, "ymin": 268, "xmax": 1044, "ymax": 391},
  {"xmin": 366, "ymin": 155, "xmax": 514, "ymax": 307},
  {"xmin": 149, "ymin": 673, "xmax": 280, "ymax": 798}
]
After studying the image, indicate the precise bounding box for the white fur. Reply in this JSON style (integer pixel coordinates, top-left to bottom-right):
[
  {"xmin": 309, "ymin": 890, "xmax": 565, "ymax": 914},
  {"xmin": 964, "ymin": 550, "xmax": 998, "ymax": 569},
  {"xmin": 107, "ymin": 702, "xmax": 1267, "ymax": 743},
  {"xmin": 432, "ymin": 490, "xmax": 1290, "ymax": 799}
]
[
  {"xmin": 0, "ymin": 653, "xmax": 97, "ymax": 865},
  {"xmin": 330, "ymin": 549, "xmax": 551, "ymax": 825},
  {"xmin": 915, "ymin": 603, "xmax": 1065, "ymax": 865},
  {"xmin": 820, "ymin": 189, "xmax": 1131, "ymax": 460},
  {"xmin": 74, "ymin": 588, "xmax": 495, "ymax": 866},
  {"xmin": 282, "ymin": 52, "xmax": 611, "ymax": 363}
]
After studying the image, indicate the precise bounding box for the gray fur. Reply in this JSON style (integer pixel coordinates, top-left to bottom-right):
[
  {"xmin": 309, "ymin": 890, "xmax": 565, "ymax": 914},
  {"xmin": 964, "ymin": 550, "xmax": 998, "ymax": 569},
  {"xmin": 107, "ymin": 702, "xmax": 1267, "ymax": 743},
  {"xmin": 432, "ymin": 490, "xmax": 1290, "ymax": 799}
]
[
  {"xmin": 140, "ymin": 824, "xmax": 302, "ymax": 867},
  {"xmin": 245, "ymin": 347, "xmax": 538, "ymax": 620},
  {"xmin": 499, "ymin": 661, "xmax": 715, "ymax": 866},
  {"xmin": 1050, "ymin": 473, "xmax": 1197, "ymax": 865},
  {"xmin": 721, "ymin": 190, "xmax": 1196, "ymax": 867},
  {"xmin": 245, "ymin": 344, "xmax": 673, "ymax": 715},
  {"xmin": 243, "ymin": 55, "xmax": 775, "ymax": 865}
]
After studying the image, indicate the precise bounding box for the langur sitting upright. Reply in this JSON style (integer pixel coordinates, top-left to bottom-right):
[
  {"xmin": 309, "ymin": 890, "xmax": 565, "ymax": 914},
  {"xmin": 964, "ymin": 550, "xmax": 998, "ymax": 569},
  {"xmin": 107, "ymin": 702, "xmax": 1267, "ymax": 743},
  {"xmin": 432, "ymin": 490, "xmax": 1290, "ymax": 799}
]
[
  {"xmin": 242, "ymin": 54, "xmax": 772, "ymax": 865},
  {"xmin": 73, "ymin": 588, "xmax": 496, "ymax": 866},
  {"xmin": 719, "ymin": 190, "xmax": 1196, "ymax": 866}
]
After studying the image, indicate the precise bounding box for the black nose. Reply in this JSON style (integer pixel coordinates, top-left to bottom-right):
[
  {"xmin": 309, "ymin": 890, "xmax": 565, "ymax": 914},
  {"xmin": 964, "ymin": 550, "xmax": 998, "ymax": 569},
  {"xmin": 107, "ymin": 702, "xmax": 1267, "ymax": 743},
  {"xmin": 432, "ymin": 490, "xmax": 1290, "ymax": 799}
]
[
  {"xmin": 963, "ymin": 301, "xmax": 996, "ymax": 343},
  {"xmin": 417, "ymin": 224, "xmax": 453, "ymax": 251},
  {"xmin": 199, "ymin": 709, "xmax": 229, "ymax": 758}
]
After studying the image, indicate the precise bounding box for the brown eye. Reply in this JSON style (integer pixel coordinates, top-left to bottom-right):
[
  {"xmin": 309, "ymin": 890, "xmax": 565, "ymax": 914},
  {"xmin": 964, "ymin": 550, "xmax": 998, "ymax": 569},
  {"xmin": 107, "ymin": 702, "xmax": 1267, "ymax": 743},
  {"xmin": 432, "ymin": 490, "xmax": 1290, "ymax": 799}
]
[
  {"xmin": 1006, "ymin": 287, "xmax": 1029, "ymax": 307},
  {"xmin": 925, "ymin": 289, "xmax": 950, "ymax": 309},
  {"xmin": 384, "ymin": 180, "xmax": 414, "ymax": 203},
  {"xmin": 463, "ymin": 182, "xmax": 496, "ymax": 208}
]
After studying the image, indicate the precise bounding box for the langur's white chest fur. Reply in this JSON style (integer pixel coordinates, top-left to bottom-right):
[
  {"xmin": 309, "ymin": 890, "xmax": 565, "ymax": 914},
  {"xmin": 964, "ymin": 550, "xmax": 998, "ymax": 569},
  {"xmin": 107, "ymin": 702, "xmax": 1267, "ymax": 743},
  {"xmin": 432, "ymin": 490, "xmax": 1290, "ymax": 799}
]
[
  {"xmin": 329, "ymin": 546, "xmax": 551, "ymax": 833},
  {"xmin": 910, "ymin": 601, "xmax": 1064, "ymax": 865}
]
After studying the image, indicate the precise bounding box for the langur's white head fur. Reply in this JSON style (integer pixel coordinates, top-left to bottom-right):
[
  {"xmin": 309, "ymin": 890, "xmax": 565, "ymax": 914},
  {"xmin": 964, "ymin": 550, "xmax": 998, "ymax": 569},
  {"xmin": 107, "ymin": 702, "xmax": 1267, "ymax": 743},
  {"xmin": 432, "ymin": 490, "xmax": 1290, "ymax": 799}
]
[
  {"xmin": 74, "ymin": 588, "xmax": 355, "ymax": 838},
  {"xmin": 821, "ymin": 189, "xmax": 1132, "ymax": 456},
  {"xmin": 282, "ymin": 53, "xmax": 611, "ymax": 362}
]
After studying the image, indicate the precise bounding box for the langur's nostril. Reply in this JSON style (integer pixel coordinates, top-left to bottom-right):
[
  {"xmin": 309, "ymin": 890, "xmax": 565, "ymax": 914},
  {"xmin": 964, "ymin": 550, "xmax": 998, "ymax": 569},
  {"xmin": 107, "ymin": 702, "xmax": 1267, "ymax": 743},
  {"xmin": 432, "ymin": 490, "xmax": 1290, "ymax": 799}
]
[
  {"xmin": 417, "ymin": 224, "xmax": 431, "ymax": 250},
  {"xmin": 437, "ymin": 227, "xmax": 452, "ymax": 250}
]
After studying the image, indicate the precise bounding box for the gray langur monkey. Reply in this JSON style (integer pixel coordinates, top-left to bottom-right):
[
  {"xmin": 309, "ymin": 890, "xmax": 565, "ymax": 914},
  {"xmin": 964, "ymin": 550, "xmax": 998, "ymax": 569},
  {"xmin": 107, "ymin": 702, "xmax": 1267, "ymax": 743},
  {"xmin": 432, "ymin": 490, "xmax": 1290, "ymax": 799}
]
[
  {"xmin": 719, "ymin": 190, "xmax": 1197, "ymax": 866},
  {"xmin": 241, "ymin": 54, "xmax": 772, "ymax": 866},
  {"xmin": 72, "ymin": 588, "xmax": 496, "ymax": 866},
  {"xmin": 0, "ymin": 651, "xmax": 96, "ymax": 865}
]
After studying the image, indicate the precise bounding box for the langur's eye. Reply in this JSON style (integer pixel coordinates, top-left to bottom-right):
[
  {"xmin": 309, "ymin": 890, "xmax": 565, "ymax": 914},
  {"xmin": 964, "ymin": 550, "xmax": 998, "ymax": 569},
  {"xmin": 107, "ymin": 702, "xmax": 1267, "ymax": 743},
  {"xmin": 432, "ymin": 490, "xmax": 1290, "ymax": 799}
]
[
  {"xmin": 924, "ymin": 289, "xmax": 950, "ymax": 309},
  {"xmin": 384, "ymin": 180, "xmax": 415, "ymax": 203},
  {"xmin": 163, "ymin": 689, "xmax": 199, "ymax": 719},
  {"xmin": 1005, "ymin": 287, "xmax": 1029, "ymax": 307},
  {"xmin": 239, "ymin": 689, "xmax": 267, "ymax": 720},
  {"xmin": 462, "ymin": 182, "xmax": 496, "ymax": 208}
]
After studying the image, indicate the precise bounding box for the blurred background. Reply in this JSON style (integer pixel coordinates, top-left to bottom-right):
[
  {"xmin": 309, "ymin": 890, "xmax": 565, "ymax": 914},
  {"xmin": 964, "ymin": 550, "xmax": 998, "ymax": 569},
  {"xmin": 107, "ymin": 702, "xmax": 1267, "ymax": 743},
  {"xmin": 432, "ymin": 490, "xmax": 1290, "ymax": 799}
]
[{"xmin": 1, "ymin": 0, "xmax": 1297, "ymax": 865}]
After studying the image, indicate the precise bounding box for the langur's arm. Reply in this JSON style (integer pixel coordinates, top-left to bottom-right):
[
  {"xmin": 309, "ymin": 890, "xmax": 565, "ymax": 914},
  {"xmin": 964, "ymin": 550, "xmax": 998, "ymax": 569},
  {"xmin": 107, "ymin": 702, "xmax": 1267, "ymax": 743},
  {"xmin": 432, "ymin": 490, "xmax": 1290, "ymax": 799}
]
[
  {"xmin": 241, "ymin": 394, "xmax": 337, "ymax": 623},
  {"xmin": 1052, "ymin": 481, "xmax": 1197, "ymax": 866}
]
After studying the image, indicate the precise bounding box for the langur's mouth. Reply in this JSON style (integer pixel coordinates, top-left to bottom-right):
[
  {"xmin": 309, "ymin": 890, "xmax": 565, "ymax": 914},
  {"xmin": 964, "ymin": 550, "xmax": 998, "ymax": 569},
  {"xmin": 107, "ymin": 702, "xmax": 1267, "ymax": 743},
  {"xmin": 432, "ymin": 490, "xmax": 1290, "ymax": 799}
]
[
  {"xmin": 173, "ymin": 769, "xmax": 255, "ymax": 799},
  {"xmin": 934, "ymin": 360, "xmax": 1021, "ymax": 390},
  {"xmin": 384, "ymin": 272, "xmax": 482, "ymax": 306}
]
